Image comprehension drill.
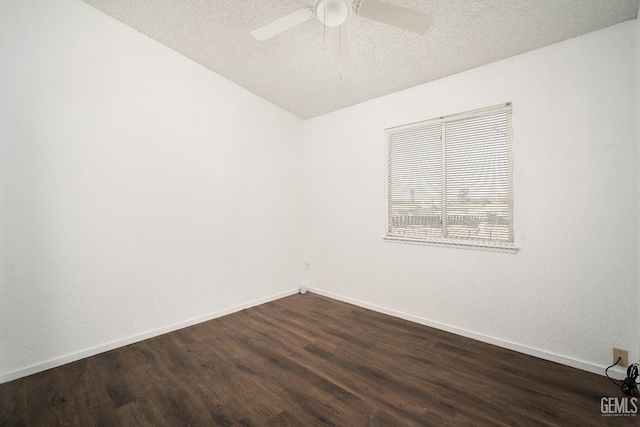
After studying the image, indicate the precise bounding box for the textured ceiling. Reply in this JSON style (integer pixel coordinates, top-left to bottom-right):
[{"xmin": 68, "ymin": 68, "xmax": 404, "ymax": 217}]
[{"xmin": 80, "ymin": 0, "xmax": 639, "ymax": 119}]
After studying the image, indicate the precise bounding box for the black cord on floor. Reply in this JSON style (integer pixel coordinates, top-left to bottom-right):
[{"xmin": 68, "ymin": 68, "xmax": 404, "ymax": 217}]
[
  {"xmin": 605, "ymin": 357, "xmax": 622, "ymax": 387},
  {"xmin": 606, "ymin": 357, "xmax": 640, "ymax": 396},
  {"xmin": 621, "ymin": 364, "xmax": 639, "ymax": 397}
]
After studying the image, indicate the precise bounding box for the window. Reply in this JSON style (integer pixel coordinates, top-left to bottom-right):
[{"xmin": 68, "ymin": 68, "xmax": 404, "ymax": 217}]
[{"xmin": 385, "ymin": 103, "xmax": 516, "ymax": 252}]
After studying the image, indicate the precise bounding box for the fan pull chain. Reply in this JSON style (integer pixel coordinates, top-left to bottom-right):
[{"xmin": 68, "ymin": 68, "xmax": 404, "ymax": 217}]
[
  {"xmin": 323, "ymin": 0, "xmax": 326, "ymax": 41},
  {"xmin": 339, "ymin": 25, "xmax": 343, "ymax": 80}
]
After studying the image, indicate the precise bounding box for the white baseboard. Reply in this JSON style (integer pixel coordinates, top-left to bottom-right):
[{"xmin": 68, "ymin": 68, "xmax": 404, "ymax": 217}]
[
  {"xmin": 2, "ymin": 287, "xmax": 626, "ymax": 384},
  {"xmin": 309, "ymin": 287, "xmax": 628, "ymax": 380},
  {"xmin": 0, "ymin": 289, "xmax": 299, "ymax": 384}
]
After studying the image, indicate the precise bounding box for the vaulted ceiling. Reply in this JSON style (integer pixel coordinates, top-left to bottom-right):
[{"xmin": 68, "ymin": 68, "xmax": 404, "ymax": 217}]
[{"xmin": 81, "ymin": 0, "xmax": 639, "ymax": 119}]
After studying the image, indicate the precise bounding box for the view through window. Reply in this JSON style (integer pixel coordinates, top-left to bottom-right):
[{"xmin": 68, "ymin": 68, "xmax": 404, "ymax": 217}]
[{"xmin": 386, "ymin": 103, "xmax": 515, "ymax": 251}]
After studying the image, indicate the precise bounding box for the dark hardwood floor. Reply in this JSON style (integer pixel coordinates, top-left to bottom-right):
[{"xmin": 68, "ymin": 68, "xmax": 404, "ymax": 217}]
[{"xmin": 0, "ymin": 293, "xmax": 634, "ymax": 426}]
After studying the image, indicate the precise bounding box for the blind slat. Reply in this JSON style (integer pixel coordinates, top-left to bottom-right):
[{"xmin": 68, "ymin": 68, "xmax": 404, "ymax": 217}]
[{"xmin": 386, "ymin": 104, "xmax": 514, "ymax": 247}]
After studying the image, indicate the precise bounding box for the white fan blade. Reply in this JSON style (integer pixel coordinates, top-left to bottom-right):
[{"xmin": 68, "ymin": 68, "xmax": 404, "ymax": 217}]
[
  {"xmin": 357, "ymin": 0, "xmax": 433, "ymax": 34},
  {"xmin": 250, "ymin": 7, "xmax": 314, "ymax": 41},
  {"xmin": 331, "ymin": 25, "xmax": 351, "ymax": 73}
]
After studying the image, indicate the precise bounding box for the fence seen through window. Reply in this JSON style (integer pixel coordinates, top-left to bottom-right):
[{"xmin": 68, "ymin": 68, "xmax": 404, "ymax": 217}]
[{"xmin": 386, "ymin": 104, "xmax": 515, "ymax": 250}]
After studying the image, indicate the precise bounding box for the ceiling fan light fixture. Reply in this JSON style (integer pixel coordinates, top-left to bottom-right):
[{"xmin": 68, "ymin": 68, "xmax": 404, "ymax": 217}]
[{"xmin": 314, "ymin": 0, "xmax": 351, "ymax": 27}]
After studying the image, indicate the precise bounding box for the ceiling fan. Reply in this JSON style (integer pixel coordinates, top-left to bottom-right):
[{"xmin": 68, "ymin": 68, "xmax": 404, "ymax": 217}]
[{"xmin": 250, "ymin": 0, "xmax": 433, "ymax": 73}]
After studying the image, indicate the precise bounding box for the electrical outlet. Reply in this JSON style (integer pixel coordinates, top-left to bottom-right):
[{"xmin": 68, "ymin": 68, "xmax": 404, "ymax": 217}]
[{"xmin": 613, "ymin": 348, "xmax": 628, "ymax": 367}]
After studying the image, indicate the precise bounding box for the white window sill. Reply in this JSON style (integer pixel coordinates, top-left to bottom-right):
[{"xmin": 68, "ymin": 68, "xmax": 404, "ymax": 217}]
[{"xmin": 383, "ymin": 236, "xmax": 519, "ymax": 254}]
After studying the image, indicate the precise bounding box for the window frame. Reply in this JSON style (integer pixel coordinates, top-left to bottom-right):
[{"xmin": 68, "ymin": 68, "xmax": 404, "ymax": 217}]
[{"xmin": 384, "ymin": 103, "xmax": 517, "ymax": 253}]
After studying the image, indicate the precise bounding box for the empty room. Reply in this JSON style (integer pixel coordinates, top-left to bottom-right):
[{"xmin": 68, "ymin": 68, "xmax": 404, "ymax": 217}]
[{"xmin": 1, "ymin": 0, "xmax": 639, "ymax": 425}]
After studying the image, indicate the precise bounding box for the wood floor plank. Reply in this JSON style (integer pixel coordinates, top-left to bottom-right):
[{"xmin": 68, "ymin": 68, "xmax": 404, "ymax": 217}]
[{"xmin": 0, "ymin": 293, "xmax": 634, "ymax": 426}]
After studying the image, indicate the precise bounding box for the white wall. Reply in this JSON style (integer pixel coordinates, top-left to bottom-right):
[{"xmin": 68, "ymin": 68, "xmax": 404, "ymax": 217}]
[
  {"xmin": 304, "ymin": 21, "xmax": 638, "ymax": 375},
  {"xmin": 0, "ymin": 0, "xmax": 304, "ymax": 382},
  {"xmin": 0, "ymin": 42, "xmax": 6, "ymax": 364},
  {"xmin": 636, "ymin": 10, "xmax": 640, "ymax": 365},
  {"xmin": 0, "ymin": 0, "xmax": 636, "ymax": 385}
]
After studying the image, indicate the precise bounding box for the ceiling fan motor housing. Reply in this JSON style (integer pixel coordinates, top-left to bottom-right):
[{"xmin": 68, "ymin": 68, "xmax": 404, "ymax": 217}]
[{"xmin": 314, "ymin": 0, "xmax": 352, "ymax": 27}]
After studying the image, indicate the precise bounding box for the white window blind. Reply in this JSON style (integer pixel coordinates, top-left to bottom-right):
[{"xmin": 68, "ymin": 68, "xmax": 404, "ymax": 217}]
[{"xmin": 386, "ymin": 104, "xmax": 515, "ymax": 251}]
